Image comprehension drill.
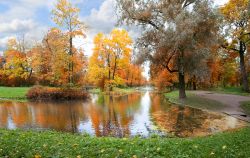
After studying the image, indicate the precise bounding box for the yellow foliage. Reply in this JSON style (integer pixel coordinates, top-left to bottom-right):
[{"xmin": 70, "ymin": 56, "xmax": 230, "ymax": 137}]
[
  {"xmin": 87, "ymin": 28, "xmax": 144, "ymax": 90},
  {"xmin": 52, "ymin": 0, "xmax": 86, "ymax": 37}
]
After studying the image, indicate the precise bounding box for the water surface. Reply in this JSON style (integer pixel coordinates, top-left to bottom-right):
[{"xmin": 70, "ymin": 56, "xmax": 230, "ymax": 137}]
[{"xmin": 0, "ymin": 92, "xmax": 246, "ymax": 137}]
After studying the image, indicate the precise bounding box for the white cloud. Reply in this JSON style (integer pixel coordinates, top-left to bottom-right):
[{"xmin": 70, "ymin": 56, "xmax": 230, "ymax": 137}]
[
  {"xmin": 0, "ymin": 0, "xmax": 53, "ymax": 51},
  {"xmin": 0, "ymin": 19, "xmax": 36, "ymax": 34},
  {"xmin": 76, "ymin": 0, "xmax": 141, "ymax": 57},
  {"xmin": 0, "ymin": 18, "xmax": 48, "ymax": 51},
  {"xmin": 83, "ymin": 0, "xmax": 117, "ymax": 34},
  {"xmin": 214, "ymin": 0, "xmax": 228, "ymax": 6},
  {"xmin": 73, "ymin": 0, "xmax": 116, "ymax": 57},
  {"xmin": 0, "ymin": 0, "xmax": 53, "ymax": 21}
]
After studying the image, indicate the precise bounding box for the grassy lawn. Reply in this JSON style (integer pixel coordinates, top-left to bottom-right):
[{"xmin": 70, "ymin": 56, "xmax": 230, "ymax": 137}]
[
  {"xmin": 165, "ymin": 91, "xmax": 227, "ymax": 111},
  {"xmin": 0, "ymin": 87, "xmax": 30, "ymax": 101},
  {"xmin": 210, "ymin": 87, "xmax": 250, "ymax": 96},
  {"xmin": 240, "ymin": 101, "xmax": 250, "ymax": 116},
  {"xmin": 0, "ymin": 128, "xmax": 249, "ymax": 158}
]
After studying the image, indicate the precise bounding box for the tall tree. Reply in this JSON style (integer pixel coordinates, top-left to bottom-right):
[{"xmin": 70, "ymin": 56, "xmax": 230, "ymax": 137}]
[
  {"xmin": 116, "ymin": 0, "xmax": 219, "ymax": 98},
  {"xmin": 220, "ymin": 0, "xmax": 250, "ymax": 92},
  {"xmin": 52, "ymin": 0, "xmax": 86, "ymax": 85},
  {"xmin": 88, "ymin": 29, "xmax": 134, "ymax": 90},
  {"xmin": 44, "ymin": 28, "xmax": 69, "ymax": 85},
  {"xmin": 28, "ymin": 28, "xmax": 86, "ymax": 86}
]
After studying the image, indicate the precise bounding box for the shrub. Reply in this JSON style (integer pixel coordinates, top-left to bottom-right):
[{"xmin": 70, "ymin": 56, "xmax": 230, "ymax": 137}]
[{"xmin": 26, "ymin": 86, "xmax": 89, "ymax": 101}]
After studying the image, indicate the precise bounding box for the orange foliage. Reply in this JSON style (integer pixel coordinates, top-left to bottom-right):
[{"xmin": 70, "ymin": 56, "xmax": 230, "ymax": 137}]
[
  {"xmin": 26, "ymin": 86, "xmax": 89, "ymax": 100},
  {"xmin": 150, "ymin": 64, "xmax": 177, "ymax": 91},
  {"xmin": 1, "ymin": 48, "xmax": 30, "ymax": 86}
]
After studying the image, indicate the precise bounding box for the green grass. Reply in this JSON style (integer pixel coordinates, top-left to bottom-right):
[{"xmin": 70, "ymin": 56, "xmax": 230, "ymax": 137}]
[
  {"xmin": 165, "ymin": 91, "xmax": 227, "ymax": 111},
  {"xmin": 240, "ymin": 101, "xmax": 250, "ymax": 115},
  {"xmin": 210, "ymin": 87, "xmax": 250, "ymax": 96},
  {"xmin": 0, "ymin": 128, "xmax": 249, "ymax": 157},
  {"xmin": 0, "ymin": 87, "xmax": 30, "ymax": 101}
]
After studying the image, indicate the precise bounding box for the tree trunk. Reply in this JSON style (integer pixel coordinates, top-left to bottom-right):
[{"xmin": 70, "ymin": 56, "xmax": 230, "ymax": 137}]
[
  {"xmin": 179, "ymin": 72, "xmax": 186, "ymax": 99},
  {"xmin": 193, "ymin": 81, "xmax": 196, "ymax": 90},
  {"xmin": 186, "ymin": 80, "xmax": 191, "ymax": 90},
  {"xmin": 192, "ymin": 75, "xmax": 197, "ymax": 90},
  {"xmin": 28, "ymin": 68, "xmax": 33, "ymax": 85},
  {"xmin": 107, "ymin": 54, "xmax": 111, "ymax": 80},
  {"xmin": 239, "ymin": 41, "xmax": 249, "ymax": 92},
  {"xmin": 178, "ymin": 50, "xmax": 186, "ymax": 99},
  {"xmin": 130, "ymin": 73, "xmax": 133, "ymax": 87},
  {"xmin": 112, "ymin": 57, "xmax": 117, "ymax": 80},
  {"xmin": 69, "ymin": 36, "xmax": 73, "ymax": 85}
]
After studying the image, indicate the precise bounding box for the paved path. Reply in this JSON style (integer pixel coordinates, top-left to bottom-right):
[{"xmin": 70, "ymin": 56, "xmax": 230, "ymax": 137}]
[{"xmin": 191, "ymin": 91, "xmax": 250, "ymax": 122}]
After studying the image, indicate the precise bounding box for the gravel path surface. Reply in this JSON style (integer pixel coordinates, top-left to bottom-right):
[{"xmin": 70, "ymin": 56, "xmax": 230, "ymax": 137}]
[{"xmin": 191, "ymin": 91, "xmax": 250, "ymax": 122}]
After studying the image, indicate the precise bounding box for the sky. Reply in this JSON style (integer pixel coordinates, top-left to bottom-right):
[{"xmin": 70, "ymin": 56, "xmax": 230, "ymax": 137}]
[{"xmin": 0, "ymin": 0, "xmax": 229, "ymax": 78}]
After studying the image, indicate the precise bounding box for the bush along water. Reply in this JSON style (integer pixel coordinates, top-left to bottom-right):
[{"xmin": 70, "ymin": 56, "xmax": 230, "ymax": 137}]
[{"xmin": 26, "ymin": 86, "xmax": 89, "ymax": 101}]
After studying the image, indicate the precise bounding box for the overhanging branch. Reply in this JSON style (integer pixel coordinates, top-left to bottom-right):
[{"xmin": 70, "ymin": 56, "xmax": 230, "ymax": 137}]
[
  {"xmin": 221, "ymin": 45, "xmax": 239, "ymax": 52},
  {"xmin": 162, "ymin": 51, "xmax": 178, "ymax": 73}
]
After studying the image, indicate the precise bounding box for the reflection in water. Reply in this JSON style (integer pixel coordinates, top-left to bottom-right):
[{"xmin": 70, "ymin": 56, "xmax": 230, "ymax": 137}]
[
  {"xmin": 0, "ymin": 92, "xmax": 246, "ymax": 137},
  {"xmin": 150, "ymin": 93, "xmax": 246, "ymax": 137}
]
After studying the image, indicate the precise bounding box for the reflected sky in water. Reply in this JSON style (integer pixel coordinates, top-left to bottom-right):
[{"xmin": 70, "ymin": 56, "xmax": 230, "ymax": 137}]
[{"xmin": 0, "ymin": 92, "xmax": 246, "ymax": 137}]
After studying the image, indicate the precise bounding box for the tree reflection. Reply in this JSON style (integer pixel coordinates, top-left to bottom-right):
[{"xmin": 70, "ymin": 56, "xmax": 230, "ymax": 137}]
[
  {"xmin": 0, "ymin": 93, "xmax": 142, "ymax": 137},
  {"xmin": 88, "ymin": 93, "xmax": 141, "ymax": 137},
  {"xmin": 0, "ymin": 92, "xmax": 245, "ymax": 137},
  {"xmin": 150, "ymin": 93, "xmax": 245, "ymax": 137}
]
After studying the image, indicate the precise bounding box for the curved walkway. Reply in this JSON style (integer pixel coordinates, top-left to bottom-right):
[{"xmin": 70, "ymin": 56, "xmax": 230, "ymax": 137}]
[{"xmin": 191, "ymin": 91, "xmax": 250, "ymax": 122}]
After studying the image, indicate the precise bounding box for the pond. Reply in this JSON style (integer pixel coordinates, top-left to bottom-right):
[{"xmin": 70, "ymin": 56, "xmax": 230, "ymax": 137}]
[{"xmin": 0, "ymin": 92, "xmax": 246, "ymax": 137}]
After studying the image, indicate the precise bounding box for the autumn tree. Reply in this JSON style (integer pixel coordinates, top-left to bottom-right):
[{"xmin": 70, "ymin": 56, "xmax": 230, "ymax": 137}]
[
  {"xmin": 28, "ymin": 28, "xmax": 86, "ymax": 86},
  {"xmin": 27, "ymin": 28, "xmax": 68, "ymax": 85},
  {"xmin": 88, "ymin": 29, "xmax": 134, "ymax": 90},
  {"xmin": 150, "ymin": 64, "xmax": 178, "ymax": 91},
  {"xmin": 125, "ymin": 64, "xmax": 145, "ymax": 87},
  {"xmin": 28, "ymin": 44, "xmax": 50, "ymax": 85},
  {"xmin": 116, "ymin": 0, "xmax": 219, "ymax": 98},
  {"xmin": 44, "ymin": 28, "xmax": 69, "ymax": 85},
  {"xmin": 220, "ymin": 0, "xmax": 250, "ymax": 92},
  {"xmin": 1, "ymin": 38, "xmax": 30, "ymax": 86},
  {"xmin": 52, "ymin": 0, "xmax": 86, "ymax": 85}
]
